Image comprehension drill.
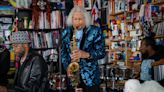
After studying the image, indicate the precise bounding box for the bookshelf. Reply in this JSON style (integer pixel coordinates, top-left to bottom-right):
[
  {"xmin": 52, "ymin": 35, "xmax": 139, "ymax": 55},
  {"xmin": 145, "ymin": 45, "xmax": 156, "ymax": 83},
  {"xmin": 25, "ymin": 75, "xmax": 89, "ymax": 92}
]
[
  {"xmin": 107, "ymin": 0, "xmax": 164, "ymax": 68},
  {"xmin": 14, "ymin": 1, "xmax": 66, "ymax": 62},
  {"xmin": 0, "ymin": 6, "xmax": 15, "ymax": 47},
  {"xmin": 107, "ymin": 0, "xmax": 139, "ymax": 67},
  {"xmin": 0, "ymin": 5, "xmax": 15, "ymax": 82},
  {"xmin": 9, "ymin": 1, "xmax": 67, "ymax": 91}
]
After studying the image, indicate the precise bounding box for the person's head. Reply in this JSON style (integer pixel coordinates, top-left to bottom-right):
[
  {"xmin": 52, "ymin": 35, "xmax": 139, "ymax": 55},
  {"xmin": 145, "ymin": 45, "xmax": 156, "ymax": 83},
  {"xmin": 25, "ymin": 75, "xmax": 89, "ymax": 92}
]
[
  {"xmin": 140, "ymin": 37, "xmax": 156, "ymax": 55},
  {"xmin": 10, "ymin": 31, "xmax": 31, "ymax": 56},
  {"xmin": 124, "ymin": 79, "xmax": 141, "ymax": 92},
  {"xmin": 141, "ymin": 80, "xmax": 164, "ymax": 92},
  {"xmin": 66, "ymin": 6, "xmax": 91, "ymax": 29}
]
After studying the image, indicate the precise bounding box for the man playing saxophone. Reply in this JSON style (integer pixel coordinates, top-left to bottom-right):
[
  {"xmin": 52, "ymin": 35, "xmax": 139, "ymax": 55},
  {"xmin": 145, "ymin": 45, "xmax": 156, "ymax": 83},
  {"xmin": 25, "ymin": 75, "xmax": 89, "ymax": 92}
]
[{"xmin": 61, "ymin": 6, "xmax": 105, "ymax": 92}]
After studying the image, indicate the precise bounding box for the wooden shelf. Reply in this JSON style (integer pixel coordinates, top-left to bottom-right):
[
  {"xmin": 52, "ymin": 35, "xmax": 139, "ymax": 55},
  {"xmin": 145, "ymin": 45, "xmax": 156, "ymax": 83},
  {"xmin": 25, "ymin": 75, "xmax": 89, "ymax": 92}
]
[
  {"xmin": 152, "ymin": 1, "xmax": 164, "ymax": 5},
  {"xmin": 110, "ymin": 11, "xmax": 124, "ymax": 16},
  {"xmin": 153, "ymin": 19, "xmax": 164, "ymax": 24},
  {"xmin": 154, "ymin": 36, "xmax": 164, "ymax": 38},
  {"xmin": 126, "ymin": 20, "xmax": 139, "ymax": 24},
  {"xmin": 109, "ymin": 48, "xmax": 125, "ymax": 52},
  {"xmin": 125, "ymin": 37, "xmax": 132, "ymax": 41},
  {"xmin": 126, "ymin": 9, "xmax": 139, "ymax": 13},
  {"xmin": 16, "ymin": 7, "xmax": 32, "ymax": 11},
  {"xmin": 19, "ymin": 28, "xmax": 62, "ymax": 32},
  {"xmin": 0, "ymin": 15, "xmax": 15, "ymax": 17},
  {"xmin": 15, "ymin": 7, "xmax": 65, "ymax": 12},
  {"xmin": 129, "ymin": 60, "xmax": 141, "ymax": 63},
  {"xmin": 32, "ymin": 47, "xmax": 57, "ymax": 50},
  {"xmin": 110, "ymin": 39, "xmax": 124, "ymax": 42}
]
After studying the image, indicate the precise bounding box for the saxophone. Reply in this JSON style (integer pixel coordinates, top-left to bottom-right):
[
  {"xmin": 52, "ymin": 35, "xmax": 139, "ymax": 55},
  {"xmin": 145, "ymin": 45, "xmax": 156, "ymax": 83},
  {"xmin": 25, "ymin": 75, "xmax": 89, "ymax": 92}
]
[{"xmin": 67, "ymin": 33, "xmax": 80, "ymax": 88}]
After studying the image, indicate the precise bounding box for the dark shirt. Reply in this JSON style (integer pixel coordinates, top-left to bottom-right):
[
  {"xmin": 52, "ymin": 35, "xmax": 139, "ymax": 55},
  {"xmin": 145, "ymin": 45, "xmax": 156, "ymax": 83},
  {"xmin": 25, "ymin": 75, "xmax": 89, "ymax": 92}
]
[
  {"xmin": 148, "ymin": 53, "xmax": 160, "ymax": 61},
  {"xmin": 0, "ymin": 48, "xmax": 10, "ymax": 86},
  {"xmin": 13, "ymin": 50, "xmax": 48, "ymax": 92}
]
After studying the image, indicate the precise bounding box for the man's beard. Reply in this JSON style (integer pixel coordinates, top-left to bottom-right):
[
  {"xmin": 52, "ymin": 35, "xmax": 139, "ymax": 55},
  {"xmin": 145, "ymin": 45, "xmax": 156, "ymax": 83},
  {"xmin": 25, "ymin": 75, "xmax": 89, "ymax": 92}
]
[
  {"xmin": 142, "ymin": 53, "xmax": 149, "ymax": 60},
  {"xmin": 18, "ymin": 48, "xmax": 25, "ymax": 58}
]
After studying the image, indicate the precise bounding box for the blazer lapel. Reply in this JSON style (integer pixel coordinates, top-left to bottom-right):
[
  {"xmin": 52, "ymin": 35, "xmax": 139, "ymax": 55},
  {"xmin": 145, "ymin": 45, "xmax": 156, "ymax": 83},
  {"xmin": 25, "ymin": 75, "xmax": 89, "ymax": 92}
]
[{"xmin": 80, "ymin": 27, "xmax": 88, "ymax": 50}]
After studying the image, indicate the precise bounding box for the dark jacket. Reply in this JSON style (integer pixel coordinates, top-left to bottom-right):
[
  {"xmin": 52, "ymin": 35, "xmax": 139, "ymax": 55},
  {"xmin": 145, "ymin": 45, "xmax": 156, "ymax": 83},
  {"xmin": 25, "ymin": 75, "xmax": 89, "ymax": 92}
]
[
  {"xmin": 0, "ymin": 48, "xmax": 10, "ymax": 86},
  {"xmin": 61, "ymin": 25, "xmax": 106, "ymax": 86},
  {"xmin": 13, "ymin": 50, "xmax": 48, "ymax": 92}
]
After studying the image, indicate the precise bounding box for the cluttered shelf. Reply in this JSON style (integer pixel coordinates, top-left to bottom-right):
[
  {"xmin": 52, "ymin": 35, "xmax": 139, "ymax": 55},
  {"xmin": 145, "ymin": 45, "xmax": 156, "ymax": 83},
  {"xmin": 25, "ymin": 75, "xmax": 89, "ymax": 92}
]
[
  {"xmin": 19, "ymin": 28, "xmax": 62, "ymax": 32},
  {"xmin": 32, "ymin": 47, "xmax": 58, "ymax": 50},
  {"xmin": 126, "ymin": 9, "xmax": 140, "ymax": 13},
  {"xmin": 110, "ymin": 39, "xmax": 125, "ymax": 42},
  {"xmin": 110, "ymin": 11, "xmax": 124, "ymax": 16},
  {"xmin": 15, "ymin": 7, "xmax": 65, "ymax": 11},
  {"xmin": 126, "ymin": 20, "xmax": 139, "ymax": 24},
  {"xmin": 154, "ymin": 36, "xmax": 164, "ymax": 38},
  {"xmin": 152, "ymin": 1, "xmax": 164, "ymax": 5},
  {"xmin": 128, "ymin": 60, "xmax": 141, "ymax": 63}
]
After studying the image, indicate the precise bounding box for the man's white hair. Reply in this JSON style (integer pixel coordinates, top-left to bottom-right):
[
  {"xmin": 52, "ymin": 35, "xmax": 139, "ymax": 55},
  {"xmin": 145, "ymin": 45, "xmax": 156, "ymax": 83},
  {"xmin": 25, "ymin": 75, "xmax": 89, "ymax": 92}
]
[{"xmin": 66, "ymin": 6, "xmax": 91, "ymax": 27}]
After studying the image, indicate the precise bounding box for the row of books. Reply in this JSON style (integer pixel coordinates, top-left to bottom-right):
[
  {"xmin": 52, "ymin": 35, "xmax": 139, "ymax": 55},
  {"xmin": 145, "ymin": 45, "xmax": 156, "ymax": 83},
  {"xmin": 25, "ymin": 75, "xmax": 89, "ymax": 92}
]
[
  {"xmin": 29, "ymin": 31, "xmax": 59, "ymax": 49},
  {"xmin": 114, "ymin": 0, "xmax": 125, "ymax": 13},
  {"xmin": 108, "ymin": 0, "xmax": 125, "ymax": 14},
  {"xmin": 126, "ymin": 0, "xmax": 163, "ymax": 6},
  {"xmin": 15, "ymin": 0, "xmax": 65, "ymax": 9},
  {"xmin": 15, "ymin": 0, "xmax": 31, "ymax": 9},
  {"xmin": 17, "ymin": 10, "xmax": 66, "ymax": 30},
  {"xmin": 0, "ymin": 20, "xmax": 12, "ymax": 49},
  {"xmin": 0, "ymin": 6, "xmax": 15, "ymax": 15},
  {"xmin": 108, "ymin": 0, "xmax": 163, "ymax": 15},
  {"xmin": 0, "ymin": 17, "xmax": 13, "ymax": 24},
  {"xmin": 153, "ymin": 21, "xmax": 164, "ymax": 37},
  {"xmin": 38, "ymin": 11, "xmax": 66, "ymax": 29}
]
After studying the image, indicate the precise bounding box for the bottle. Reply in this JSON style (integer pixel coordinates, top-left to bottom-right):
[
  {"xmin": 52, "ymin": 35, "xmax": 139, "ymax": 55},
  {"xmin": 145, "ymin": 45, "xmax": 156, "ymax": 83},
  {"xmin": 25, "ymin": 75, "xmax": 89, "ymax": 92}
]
[{"xmin": 24, "ymin": 17, "xmax": 28, "ymax": 29}]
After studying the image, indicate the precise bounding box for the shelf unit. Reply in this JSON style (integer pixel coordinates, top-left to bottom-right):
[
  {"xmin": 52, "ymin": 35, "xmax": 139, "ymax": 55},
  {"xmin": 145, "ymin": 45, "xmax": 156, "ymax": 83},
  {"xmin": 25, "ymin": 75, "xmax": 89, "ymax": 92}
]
[
  {"xmin": 0, "ymin": 5, "xmax": 16, "ymax": 81},
  {"xmin": 15, "ymin": 5, "xmax": 67, "ymax": 65},
  {"xmin": 107, "ymin": 0, "xmax": 164, "ymax": 67},
  {"xmin": 0, "ymin": 6, "xmax": 15, "ymax": 47},
  {"xmin": 10, "ymin": 1, "xmax": 67, "ymax": 91}
]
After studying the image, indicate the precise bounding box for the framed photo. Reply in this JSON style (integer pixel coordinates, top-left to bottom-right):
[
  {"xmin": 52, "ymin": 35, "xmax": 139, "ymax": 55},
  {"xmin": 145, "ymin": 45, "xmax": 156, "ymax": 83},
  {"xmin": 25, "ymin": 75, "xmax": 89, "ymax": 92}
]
[
  {"xmin": 102, "ymin": 1, "xmax": 108, "ymax": 8},
  {"xmin": 83, "ymin": 0, "xmax": 92, "ymax": 10}
]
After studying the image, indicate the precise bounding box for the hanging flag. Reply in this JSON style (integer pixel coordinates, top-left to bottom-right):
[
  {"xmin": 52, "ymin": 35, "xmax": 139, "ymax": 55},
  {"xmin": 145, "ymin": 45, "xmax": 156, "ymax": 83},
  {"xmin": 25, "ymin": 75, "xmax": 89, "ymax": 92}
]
[{"xmin": 91, "ymin": 0, "xmax": 101, "ymax": 26}]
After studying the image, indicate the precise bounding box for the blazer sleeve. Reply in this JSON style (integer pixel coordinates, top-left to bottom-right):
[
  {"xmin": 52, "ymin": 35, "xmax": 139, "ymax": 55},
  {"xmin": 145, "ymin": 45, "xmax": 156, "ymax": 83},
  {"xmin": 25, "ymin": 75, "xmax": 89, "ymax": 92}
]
[
  {"xmin": 89, "ymin": 27, "xmax": 106, "ymax": 60},
  {"xmin": 61, "ymin": 29, "xmax": 71, "ymax": 70}
]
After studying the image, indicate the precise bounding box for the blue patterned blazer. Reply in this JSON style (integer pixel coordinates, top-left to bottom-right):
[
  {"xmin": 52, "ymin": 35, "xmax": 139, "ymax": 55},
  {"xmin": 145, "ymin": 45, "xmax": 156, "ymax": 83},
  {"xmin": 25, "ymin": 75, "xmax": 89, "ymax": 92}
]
[{"xmin": 61, "ymin": 25, "xmax": 105, "ymax": 86}]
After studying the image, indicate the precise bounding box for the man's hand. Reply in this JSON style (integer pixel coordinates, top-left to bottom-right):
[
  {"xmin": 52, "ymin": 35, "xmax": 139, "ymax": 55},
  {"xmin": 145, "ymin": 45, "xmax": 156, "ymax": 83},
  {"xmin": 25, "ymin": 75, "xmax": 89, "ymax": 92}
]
[
  {"xmin": 71, "ymin": 49, "xmax": 90, "ymax": 62},
  {"xmin": 152, "ymin": 59, "xmax": 164, "ymax": 66}
]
